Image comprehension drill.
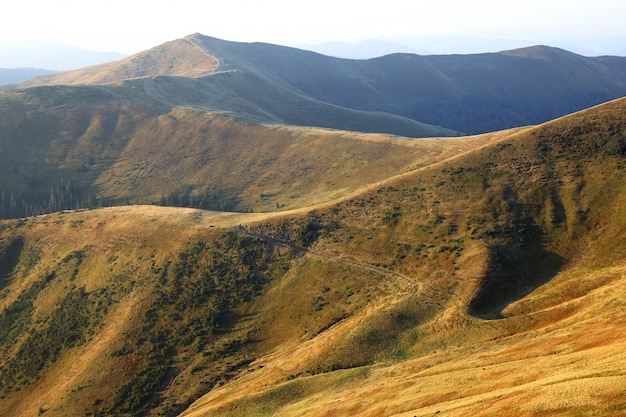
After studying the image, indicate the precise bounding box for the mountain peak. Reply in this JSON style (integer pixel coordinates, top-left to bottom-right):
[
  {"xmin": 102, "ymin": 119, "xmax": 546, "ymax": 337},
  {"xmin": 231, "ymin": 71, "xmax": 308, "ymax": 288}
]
[
  {"xmin": 497, "ymin": 45, "xmax": 578, "ymax": 60},
  {"xmin": 10, "ymin": 34, "xmax": 626, "ymax": 136},
  {"xmin": 15, "ymin": 37, "xmax": 221, "ymax": 87}
]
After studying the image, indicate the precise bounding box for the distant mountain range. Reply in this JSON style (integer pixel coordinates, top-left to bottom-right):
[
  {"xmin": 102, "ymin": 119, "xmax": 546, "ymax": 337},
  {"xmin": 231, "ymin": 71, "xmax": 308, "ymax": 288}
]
[
  {"xmin": 0, "ymin": 39, "xmax": 126, "ymax": 71},
  {"xmin": 300, "ymin": 35, "xmax": 626, "ymax": 59},
  {"xmin": 13, "ymin": 33, "xmax": 626, "ymax": 134}
]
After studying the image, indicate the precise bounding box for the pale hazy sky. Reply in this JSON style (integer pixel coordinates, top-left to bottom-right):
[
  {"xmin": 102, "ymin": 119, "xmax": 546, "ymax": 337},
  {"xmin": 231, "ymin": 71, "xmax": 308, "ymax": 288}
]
[{"xmin": 1, "ymin": 0, "xmax": 625, "ymax": 54}]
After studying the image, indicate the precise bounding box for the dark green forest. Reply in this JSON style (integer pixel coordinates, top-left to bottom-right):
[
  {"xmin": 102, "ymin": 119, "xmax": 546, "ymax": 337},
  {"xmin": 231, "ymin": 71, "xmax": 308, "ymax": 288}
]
[{"xmin": 0, "ymin": 182, "xmax": 244, "ymax": 220}]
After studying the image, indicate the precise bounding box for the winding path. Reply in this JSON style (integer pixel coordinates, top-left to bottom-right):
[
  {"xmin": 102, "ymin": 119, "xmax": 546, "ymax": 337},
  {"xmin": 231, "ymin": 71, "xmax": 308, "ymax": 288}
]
[{"xmin": 235, "ymin": 226, "xmax": 419, "ymax": 292}]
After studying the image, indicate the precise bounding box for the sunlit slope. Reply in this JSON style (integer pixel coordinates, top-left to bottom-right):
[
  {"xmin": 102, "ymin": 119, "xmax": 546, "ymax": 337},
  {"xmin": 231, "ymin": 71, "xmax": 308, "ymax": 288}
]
[
  {"xmin": 15, "ymin": 38, "xmax": 221, "ymax": 87},
  {"xmin": 182, "ymin": 98, "xmax": 626, "ymax": 416},
  {"xmin": 0, "ymin": 206, "xmax": 293, "ymax": 417},
  {"xmin": 1, "ymin": 98, "xmax": 625, "ymax": 417},
  {"xmin": 0, "ymin": 125, "xmax": 504, "ymax": 416}
]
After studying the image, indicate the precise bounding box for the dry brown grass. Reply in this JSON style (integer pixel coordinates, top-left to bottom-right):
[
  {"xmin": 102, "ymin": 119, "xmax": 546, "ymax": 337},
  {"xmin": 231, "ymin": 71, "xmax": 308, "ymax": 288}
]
[
  {"xmin": 179, "ymin": 100, "xmax": 626, "ymax": 416},
  {"xmin": 2, "ymin": 99, "xmax": 626, "ymax": 416},
  {"xmin": 2, "ymin": 202, "xmax": 624, "ymax": 416},
  {"xmin": 18, "ymin": 38, "xmax": 220, "ymax": 87},
  {"xmin": 7, "ymin": 291, "xmax": 142, "ymax": 417},
  {"xmin": 181, "ymin": 263, "xmax": 626, "ymax": 417}
]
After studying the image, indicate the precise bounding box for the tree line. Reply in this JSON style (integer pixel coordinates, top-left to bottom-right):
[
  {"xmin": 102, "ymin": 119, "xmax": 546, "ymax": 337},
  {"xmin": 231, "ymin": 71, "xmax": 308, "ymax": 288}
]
[
  {"xmin": 0, "ymin": 180, "xmax": 107, "ymax": 219},
  {"xmin": 0, "ymin": 181, "xmax": 246, "ymax": 220}
]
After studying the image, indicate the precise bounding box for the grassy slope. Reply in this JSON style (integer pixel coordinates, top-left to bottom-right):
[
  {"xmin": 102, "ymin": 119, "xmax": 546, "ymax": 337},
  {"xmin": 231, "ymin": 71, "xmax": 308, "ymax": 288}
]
[
  {"xmin": 0, "ymin": 85, "xmax": 465, "ymax": 220},
  {"xmin": 0, "ymin": 206, "xmax": 297, "ymax": 417},
  {"xmin": 12, "ymin": 37, "xmax": 456, "ymax": 138},
  {"xmin": 15, "ymin": 38, "xmax": 221, "ymax": 87},
  {"xmin": 16, "ymin": 34, "xmax": 626, "ymax": 136},
  {"xmin": 0, "ymin": 123, "xmax": 496, "ymax": 416},
  {"xmin": 0, "ymin": 99, "xmax": 625, "ymax": 416},
  {"xmin": 181, "ymin": 97, "xmax": 626, "ymax": 416}
]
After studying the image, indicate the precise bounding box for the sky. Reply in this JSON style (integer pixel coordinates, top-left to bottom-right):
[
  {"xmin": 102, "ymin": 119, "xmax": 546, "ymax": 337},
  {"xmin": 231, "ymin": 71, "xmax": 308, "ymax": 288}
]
[{"xmin": 1, "ymin": 0, "xmax": 625, "ymax": 55}]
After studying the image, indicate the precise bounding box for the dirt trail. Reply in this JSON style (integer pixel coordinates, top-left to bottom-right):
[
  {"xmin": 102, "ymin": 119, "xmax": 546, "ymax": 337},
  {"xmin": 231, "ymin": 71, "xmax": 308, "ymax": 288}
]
[{"xmin": 237, "ymin": 226, "xmax": 419, "ymax": 291}]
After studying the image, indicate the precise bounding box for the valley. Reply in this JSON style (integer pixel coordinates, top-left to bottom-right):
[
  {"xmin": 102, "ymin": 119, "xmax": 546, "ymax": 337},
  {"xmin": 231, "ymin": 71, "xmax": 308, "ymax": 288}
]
[{"xmin": 0, "ymin": 34, "xmax": 625, "ymax": 416}]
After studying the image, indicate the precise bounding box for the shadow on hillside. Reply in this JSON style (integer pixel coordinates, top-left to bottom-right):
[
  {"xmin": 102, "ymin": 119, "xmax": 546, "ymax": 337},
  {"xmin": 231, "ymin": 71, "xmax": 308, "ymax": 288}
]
[
  {"xmin": 0, "ymin": 237, "xmax": 24, "ymax": 291},
  {"xmin": 468, "ymin": 229, "xmax": 564, "ymax": 320}
]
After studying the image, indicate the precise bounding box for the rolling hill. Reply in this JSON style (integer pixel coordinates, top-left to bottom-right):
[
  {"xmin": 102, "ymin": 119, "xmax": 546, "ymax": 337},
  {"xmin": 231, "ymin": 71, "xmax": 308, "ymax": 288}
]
[
  {"xmin": 1, "ymin": 34, "xmax": 467, "ymax": 222},
  {"xmin": 0, "ymin": 81, "xmax": 467, "ymax": 220},
  {"xmin": 1, "ymin": 96, "xmax": 626, "ymax": 416},
  {"xmin": 3, "ymin": 33, "xmax": 625, "ymax": 221},
  {"xmin": 1, "ymin": 33, "xmax": 626, "ymax": 416},
  {"xmin": 15, "ymin": 33, "xmax": 626, "ymax": 134}
]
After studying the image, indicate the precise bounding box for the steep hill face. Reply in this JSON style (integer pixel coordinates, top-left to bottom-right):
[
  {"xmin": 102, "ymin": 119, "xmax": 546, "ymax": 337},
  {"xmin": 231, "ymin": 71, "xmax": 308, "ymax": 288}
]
[
  {"xmin": 1, "ymin": 98, "xmax": 625, "ymax": 416},
  {"xmin": 18, "ymin": 34, "xmax": 626, "ymax": 134}
]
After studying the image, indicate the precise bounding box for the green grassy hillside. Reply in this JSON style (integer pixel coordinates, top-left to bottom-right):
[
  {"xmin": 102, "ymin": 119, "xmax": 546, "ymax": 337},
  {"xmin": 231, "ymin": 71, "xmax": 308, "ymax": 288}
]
[{"xmin": 1, "ymin": 98, "xmax": 625, "ymax": 416}]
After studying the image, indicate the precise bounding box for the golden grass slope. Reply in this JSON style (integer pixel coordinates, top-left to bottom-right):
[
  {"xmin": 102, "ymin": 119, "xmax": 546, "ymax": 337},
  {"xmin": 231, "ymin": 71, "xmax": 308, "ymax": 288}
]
[
  {"xmin": 93, "ymin": 108, "xmax": 489, "ymax": 211},
  {"xmin": 1, "ymin": 98, "xmax": 626, "ymax": 416},
  {"xmin": 180, "ymin": 97, "xmax": 626, "ymax": 416},
  {"xmin": 0, "ymin": 206, "xmax": 286, "ymax": 417},
  {"xmin": 0, "ymin": 127, "xmax": 504, "ymax": 416},
  {"xmin": 17, "ymin": 38, "xmax": 221, "ymax": 87},
  {"xmin": 181, "ymin": 264, "xmax": 626, "ymax": 417}
]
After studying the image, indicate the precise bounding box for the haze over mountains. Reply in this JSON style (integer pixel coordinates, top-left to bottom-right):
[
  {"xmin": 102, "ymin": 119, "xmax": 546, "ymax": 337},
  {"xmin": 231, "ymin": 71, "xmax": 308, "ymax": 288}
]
[
  {"xmin": 1, "ymin": 33, "xmax": 626, "ymax": 416},
  {"xmin": 0, "ymin": 39, "xmax": 126, "ymax": 71},
  {"xmin": 300, "ymin": 35, "xmax": 626, "ymax": 59},
  {"xmin": 11, "ymin": 34, "xmax": 626, "ymax": 134}
]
